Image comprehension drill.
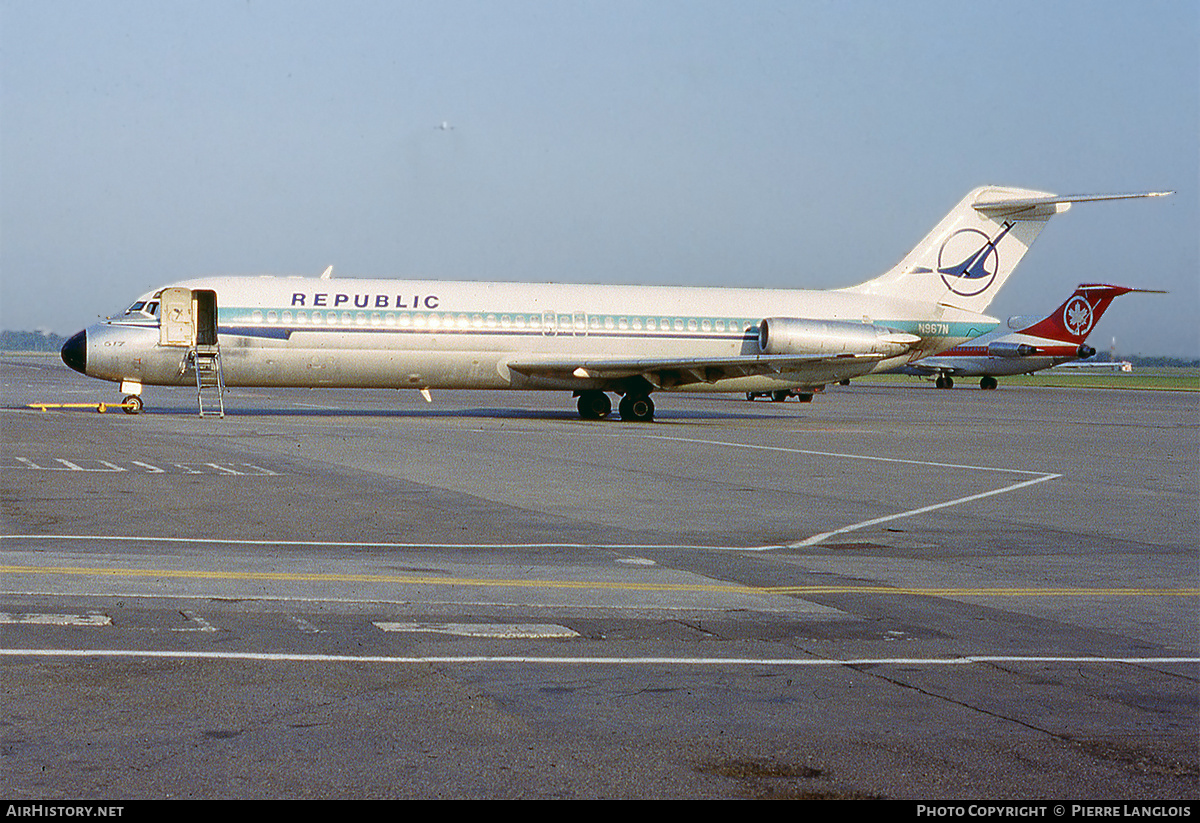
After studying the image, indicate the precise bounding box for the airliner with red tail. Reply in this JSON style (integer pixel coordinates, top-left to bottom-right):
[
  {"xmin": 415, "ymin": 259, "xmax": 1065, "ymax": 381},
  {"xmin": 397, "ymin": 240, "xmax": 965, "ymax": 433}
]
[{"xmin": 899, "ymin": 284, "xmax": 1162, "ymax": 389}]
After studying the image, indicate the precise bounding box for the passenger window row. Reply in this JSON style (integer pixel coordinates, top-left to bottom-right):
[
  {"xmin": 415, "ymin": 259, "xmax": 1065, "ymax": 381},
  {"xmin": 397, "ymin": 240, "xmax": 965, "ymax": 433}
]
[{"xmin": 244, "ymin": 310, "xmax": 754, "ymax": 333}]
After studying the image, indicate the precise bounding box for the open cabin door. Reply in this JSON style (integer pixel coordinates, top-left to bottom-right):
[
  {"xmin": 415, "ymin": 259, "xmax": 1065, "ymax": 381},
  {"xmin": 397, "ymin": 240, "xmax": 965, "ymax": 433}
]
[
  {"xmin": 158, "ymin": 287, "xmax": 225, "ymax": 417},
  {"xmin": 159, "ymin": 288, "xmax": 218, "ymax": 346},
  {"xmin": 160, "ymin": 287, "xmax": 195, "ymax": 346},
  {"xmin": 194, "ymin": 289, "xmax": 218, "ymax": 345}
]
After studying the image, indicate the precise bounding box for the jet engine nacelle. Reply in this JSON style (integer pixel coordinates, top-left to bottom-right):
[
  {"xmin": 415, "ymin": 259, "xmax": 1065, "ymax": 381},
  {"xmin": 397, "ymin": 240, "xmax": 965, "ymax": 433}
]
[
  {"xmin": 758, "ymin": 318, "xmax": 921, "ymax": 358},
  {"xmin": 987, "ymin": 341, "xmax": 1038, "ymax": 357}
]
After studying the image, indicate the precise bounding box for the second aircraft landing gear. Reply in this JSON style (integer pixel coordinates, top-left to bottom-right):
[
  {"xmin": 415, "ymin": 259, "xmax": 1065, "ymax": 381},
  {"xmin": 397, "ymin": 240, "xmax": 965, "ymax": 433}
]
[
  {"xmin": 935, "ymin": 374, "xmax": 955, "ymax": 389},
  {"xmin": 980, "ymin": 376, "xmax": 999, "ymax": 390}
]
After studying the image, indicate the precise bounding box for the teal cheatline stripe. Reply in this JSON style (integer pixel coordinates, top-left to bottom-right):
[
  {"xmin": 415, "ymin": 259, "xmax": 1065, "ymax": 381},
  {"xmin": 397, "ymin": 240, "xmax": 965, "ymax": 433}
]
[{"xmin": 217, "ymin": 306, "xmax": 994, "ymax": 344}]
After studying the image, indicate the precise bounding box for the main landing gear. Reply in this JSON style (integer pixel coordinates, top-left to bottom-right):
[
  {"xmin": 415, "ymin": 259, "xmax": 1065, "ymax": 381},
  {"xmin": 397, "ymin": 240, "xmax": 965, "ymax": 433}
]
[
  {"xmin": 936, "ymin": 375, "xmax": 998, "ymax": 390},
  {"xmin": 576, "ymin": 390, "xmax": 612, "ymax": 420},
  {"xmin": 617, "ymin": 393, "xmax": 654, "ymax": 422},
  {"xmin": 575, "ymin": 390, "xmax": 654, "ymax": 422}
]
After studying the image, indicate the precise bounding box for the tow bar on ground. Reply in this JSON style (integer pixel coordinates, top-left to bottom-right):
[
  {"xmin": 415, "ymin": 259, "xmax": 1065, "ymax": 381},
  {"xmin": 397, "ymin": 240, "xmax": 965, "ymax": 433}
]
[{"xmin": 26, "ymin": 401, "xmax": 141, "ymax": 414}]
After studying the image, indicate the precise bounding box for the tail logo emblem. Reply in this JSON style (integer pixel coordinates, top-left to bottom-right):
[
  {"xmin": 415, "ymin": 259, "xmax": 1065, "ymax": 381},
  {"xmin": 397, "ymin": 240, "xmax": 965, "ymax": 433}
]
[
  {"xmin": 918, "ymin": 222, "xmax": 1014, "ymax": 297},
  {"xmin": 1064, "ymin": 296, "xmax": 1095, "ymax": 337}
]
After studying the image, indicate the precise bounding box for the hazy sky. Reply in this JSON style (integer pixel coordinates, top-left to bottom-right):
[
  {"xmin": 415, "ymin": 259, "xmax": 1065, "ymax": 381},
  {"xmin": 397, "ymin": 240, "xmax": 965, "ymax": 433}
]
[{"xmin": 2, "ymin": 0, "xmax": 1196, "ymax": 356}]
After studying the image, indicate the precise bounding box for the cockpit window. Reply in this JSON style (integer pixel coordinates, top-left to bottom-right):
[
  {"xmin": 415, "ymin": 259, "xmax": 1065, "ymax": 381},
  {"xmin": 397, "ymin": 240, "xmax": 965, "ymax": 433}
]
[{"xmin": 121, "ymin": 300, "xmax": 160, "ymax": 320}]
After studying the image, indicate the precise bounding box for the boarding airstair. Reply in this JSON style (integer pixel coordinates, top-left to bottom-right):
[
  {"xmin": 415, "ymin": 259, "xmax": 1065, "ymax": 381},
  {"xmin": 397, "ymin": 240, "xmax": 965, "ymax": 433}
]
[
  {"xmin": 162, "ymin": 286, "xmax": 225, "ymax": 417},
  {"xmin": 187, "ymin": 343, "xmax": 226, "ymax": 417}
]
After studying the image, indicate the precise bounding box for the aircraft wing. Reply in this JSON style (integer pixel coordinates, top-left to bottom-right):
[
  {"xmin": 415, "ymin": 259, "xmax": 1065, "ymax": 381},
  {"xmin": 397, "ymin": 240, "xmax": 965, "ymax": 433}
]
[
  {"xmin": 893, "ymin": 360, "xmax": 970, "ymax": 378},
  {"xmin": 507, "ymin": 352, "xmax": 884, "ymax": 389}
]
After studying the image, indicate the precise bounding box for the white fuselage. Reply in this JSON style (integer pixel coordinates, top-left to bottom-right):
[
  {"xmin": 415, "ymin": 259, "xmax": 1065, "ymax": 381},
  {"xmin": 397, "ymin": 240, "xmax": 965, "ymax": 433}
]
[
  {"xmin": 80, "ymin": 276, "xmax": 997, "ymax": 394},
  {"xmin": 913, "ymin": 353, "xmax": 1076, "ymax": 378},
  {"xmin": 910, "ymin": 330, "xmax": 1091, "ymax": 378}
]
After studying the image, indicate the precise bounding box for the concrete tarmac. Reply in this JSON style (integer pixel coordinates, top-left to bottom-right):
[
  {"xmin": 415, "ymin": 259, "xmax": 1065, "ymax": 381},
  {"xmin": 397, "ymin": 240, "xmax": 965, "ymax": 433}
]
[{"xmin": 2, "ymin": 353, "xmax": 1197, "ymax": 799}]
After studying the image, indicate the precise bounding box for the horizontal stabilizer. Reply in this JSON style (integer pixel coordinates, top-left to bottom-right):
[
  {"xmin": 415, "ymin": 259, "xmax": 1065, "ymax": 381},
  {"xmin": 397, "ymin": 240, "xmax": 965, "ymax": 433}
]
[
  {"xmin": 972, "ymin": 190, "xmax": 1173, "ymax": 219},
  {"xmin": 845, "ymin": 186, "xmax": 1172, "ymax": 316}
]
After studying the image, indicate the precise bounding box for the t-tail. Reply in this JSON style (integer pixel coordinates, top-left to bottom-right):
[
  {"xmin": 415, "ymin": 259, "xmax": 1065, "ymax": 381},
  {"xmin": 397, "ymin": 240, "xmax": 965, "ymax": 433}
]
[
  {"xmin": 841, "ymin": 186, "xmax": 1172, "ymax": 315},
  {"xmin": 1015, "ymin": 284, "xmax": 1164, "ymax": 344}
]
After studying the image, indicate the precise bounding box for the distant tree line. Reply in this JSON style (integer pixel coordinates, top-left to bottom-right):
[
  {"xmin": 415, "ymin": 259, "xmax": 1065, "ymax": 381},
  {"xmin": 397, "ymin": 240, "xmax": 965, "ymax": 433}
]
[
  {"xmin": 1, "ymin": 330, "xmax": 68, "ymax": 352},
  {"xmin": 1085, "ymin": 351, "xmax": 1199, "ymax": 367},
  {"xmin": 1122, "ymin": 355, "xmax": 1200, "ymax": 368}
]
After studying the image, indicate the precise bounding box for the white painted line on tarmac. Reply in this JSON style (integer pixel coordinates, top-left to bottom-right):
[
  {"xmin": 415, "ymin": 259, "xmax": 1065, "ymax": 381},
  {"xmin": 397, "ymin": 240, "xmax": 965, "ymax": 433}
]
[
  {"xmin": 0, "ymin": 649, "xmax": 1194, "ymax": 667},
  {"xmin": 289, "ymin": 616, "xmax": 324, "ymax": 634},
  {"xmin": 0, "ymin": 612, "xmax": 111, "ymax": 626},
  {"xmin": 2, "ymin": 534, "xmax": 758, "ymax": 551},
  {"xmin": 0, "ymin": 587, "xmax": 753, "ymax": 612},
  {"xmin": 3, "ymin": 458, "xmax": 278, "ymax": 475},
  {"xmin": 790, "ymin": 473, "xmax": 1063, "ymax": 548},
  {"xmin": 375, "ymin": 622, "xmax": 580, "ymax": 638},
  {"xmin": 52, "ymin": 459, "xmax": 126, "ymax": 472},
  {"xmin": 576, "ymin": 433, "xmax": 1063, "ymax": 548},
  {"xmin": 130, "ymin": 461, "xmax": 165, "ymax": 473},
  {"xmin": 172, "ymin": 611, "xmax": 217, "ymax": 632},
  {"xmin": 558, "ymin": 431, "xmax": 1057, "ymax": 476}
]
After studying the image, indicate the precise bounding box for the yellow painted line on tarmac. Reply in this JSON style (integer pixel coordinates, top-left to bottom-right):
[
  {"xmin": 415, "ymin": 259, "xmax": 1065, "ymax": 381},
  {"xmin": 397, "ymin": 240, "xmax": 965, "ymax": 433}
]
[
  {"xmin": 1, "ymin": 565, "xmax": 1195, "ymax": 598},
  {"xmin": 0, "ymin": 565, "xmax": 754, "ymax": 594},
  {"xmin": 3, "ymin": 649, "xmax": 1198, "ymax": 666}
]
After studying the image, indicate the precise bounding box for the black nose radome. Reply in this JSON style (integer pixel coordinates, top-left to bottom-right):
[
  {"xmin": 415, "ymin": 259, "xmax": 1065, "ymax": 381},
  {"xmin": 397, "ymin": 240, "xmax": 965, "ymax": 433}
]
[{"xmin": 61, "ymin": 330, "xmax": 87, "ymax": 374}]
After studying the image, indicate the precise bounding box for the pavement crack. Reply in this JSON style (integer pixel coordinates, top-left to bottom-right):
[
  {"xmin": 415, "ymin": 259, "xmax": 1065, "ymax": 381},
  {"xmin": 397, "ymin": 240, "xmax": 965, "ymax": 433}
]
[{"xmin": 847, "ymin": 662, "xmax": 1069, "ymax": 740}]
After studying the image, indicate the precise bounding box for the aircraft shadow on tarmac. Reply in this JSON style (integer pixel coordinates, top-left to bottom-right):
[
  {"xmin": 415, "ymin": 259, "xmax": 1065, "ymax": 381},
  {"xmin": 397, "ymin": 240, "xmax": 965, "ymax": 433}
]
[
  {"xmin": 201, "ymin": 407, "xmax": 786, "ymax": 423},
  {"xmin": 73, "ymin": 402, "xmax": 796, "ymax": 423}
]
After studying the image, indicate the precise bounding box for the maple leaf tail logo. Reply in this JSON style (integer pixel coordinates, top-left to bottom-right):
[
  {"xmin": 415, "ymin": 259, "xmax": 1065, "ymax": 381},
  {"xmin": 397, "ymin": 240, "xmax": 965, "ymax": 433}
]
[{"xmin": 1064, "ymin": 297, "xmax": 1095, "ymax": 338}]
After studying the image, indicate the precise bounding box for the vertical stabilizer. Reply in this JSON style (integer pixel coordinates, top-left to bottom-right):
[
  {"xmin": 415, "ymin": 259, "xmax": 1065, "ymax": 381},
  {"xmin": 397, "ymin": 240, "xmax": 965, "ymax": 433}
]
[
  {"xmin": 841, "ymin": 187, "xmax": 1171, "ymax": 315},
  {"xmin": 1017, "ymin": 284, "xmax": 1161, "ymax": 343}
]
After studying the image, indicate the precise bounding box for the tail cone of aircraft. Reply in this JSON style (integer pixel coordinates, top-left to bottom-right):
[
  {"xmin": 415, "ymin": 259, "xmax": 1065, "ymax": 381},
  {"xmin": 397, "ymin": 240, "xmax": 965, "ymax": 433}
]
[{"xmin": 61, "ymin": 330, "xmax": 87, "ymax": 374}]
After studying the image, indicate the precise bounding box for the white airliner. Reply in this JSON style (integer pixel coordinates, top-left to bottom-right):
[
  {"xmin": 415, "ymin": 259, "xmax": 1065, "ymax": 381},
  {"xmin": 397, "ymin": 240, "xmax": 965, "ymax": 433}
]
[
  {"xmin": 59, "ymin": 186, "xmax": 1169, "ymax": 419},
  {"xmin": 895, "ymin": 283, "xmax": 1162, "ymax": 389}
]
